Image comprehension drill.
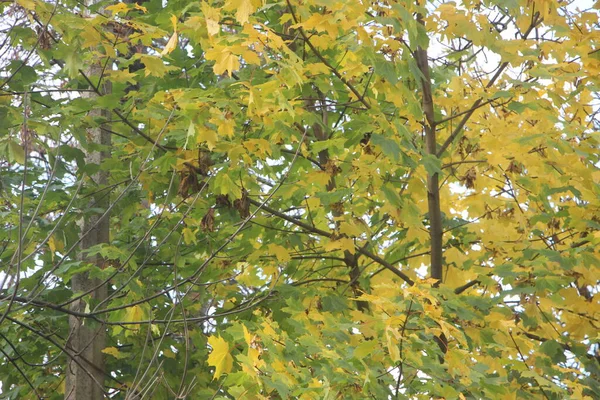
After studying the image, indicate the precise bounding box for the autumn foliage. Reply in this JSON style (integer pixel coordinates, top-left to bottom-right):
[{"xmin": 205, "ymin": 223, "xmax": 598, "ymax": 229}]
[{"xmin": 1, "ymin": 0, "xmax": 599, "ymax": 399}]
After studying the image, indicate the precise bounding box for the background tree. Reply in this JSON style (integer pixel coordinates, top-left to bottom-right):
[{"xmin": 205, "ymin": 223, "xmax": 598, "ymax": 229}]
[{"xmin": 0, "ymin": 0, "xmax": 599, "ymax": 399}]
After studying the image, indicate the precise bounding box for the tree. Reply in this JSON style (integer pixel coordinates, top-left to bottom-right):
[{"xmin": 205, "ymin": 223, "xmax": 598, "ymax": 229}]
[{"xmin": 1, "ymin": 0, "xmax": 599, "ymax": 399}]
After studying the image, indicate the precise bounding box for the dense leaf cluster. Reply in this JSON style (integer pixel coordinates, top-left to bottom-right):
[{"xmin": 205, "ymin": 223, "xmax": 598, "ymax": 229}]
[{"xmin": 1, "ymin": 0, "xmax": 599, "ymax": 399}]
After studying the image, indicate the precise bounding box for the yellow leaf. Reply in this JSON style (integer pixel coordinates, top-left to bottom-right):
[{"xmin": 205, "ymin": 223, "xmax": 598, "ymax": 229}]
[
  {"xmin": 207, "ymin": 335, "xmax": 234, "ymax": 379},
  {"xmin": 216, "ymin": 173, "xmax": 242, "ymax": 198},
  {"xmin": 102, "ymin": 347, "xmax": 125, "ymax": 359},
  {"xmin": 217, "ymin": 119, "xmax": 235, "ymax": 138},
  {"xmin": 205, "ymin": 48, "xmax": 240, "ymax": 76},
  {"xmin": 125, "ymin": 305, "xmax": 143, "ymax": 322},
  {"xmin": 124, "ymin": 305, "xmax": 145, "ymax": 335},
  {"xmin": 306, "ymin": 171, "xmax": 332, "ymax": 187},
  {"xmin": 268, "ymin": 244, "xmax": 291, "ymax": 262},
  {"xmin": 386, "ymin": 328, "xmax": 401, "ymax": 362},
  {"xmin": 248, "ymin": 347, "xmax": 263, "ymax": 368},
  {"xmin": 48, "ymin": 236, "xmax": 57, "ymax": 255},
  {"xmin": 182, "ymin": 227, "xmax": 197, "ymax": 245},
  {"xmin": 202, "ymin": 2, "xmax": 221, "ymax": 36},
  {"xmin": 339, "ymin": 221, "xmax": 362, "ymax": 238},
  {"xmin": 241, "ymin": 49, "xmax": 261, "ymax": 65},
  {"xmin": 140, "ymin": 55, "xmax": 168, "ymax": 77},
  {"xmin": 197, "ymin": 126, "xmax": 218, "ymax": 150},
  {"xmin": 48, "ymin": 234, "xmax": 64, "ymax": 259},
  {"xmin": 105, "ymin": 2, "xmax": 129, "ymax": 14},
  {"xmin": 16, "ymin": 0, "xmax": 36, "ymax": 10},
  {"xmin": 324, "ymin": 238, "xmax": 355, "ymax": 254},
  {"xmin": 243, "ymin": 325, "xmax": 253, "ymax": 346},
  {"xmin": 305, "ymin": 62, "xmax": 330, "ymax": 76},
  {"xmin": 133, "ymin": 3, "xmax": 147, "ymax": 13},
  {"xmin": 161, "ymin": 15, "xmax": 179, "ymax": 56},
  {"xmin": 243, "ymin": 139, "xmax": 271, "ymax": 159},
  {"xmin": 80, "ymin": 25, "xmax": 103, "ymax": 49},
  {"xmin": 225, "ymin": 0, "xmax": 256, "ymax": 24}
]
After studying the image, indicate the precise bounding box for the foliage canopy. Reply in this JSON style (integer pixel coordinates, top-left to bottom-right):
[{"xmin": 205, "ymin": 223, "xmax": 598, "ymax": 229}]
[{"xmin": 1, "ymin": 0, "xmax": 599, "ymax": 399}]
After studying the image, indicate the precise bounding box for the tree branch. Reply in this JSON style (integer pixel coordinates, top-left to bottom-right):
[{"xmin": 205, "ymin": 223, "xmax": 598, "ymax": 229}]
[
  {"xmin": 285, "ymin": 0, "xmax": 370, "ymax": 110},
  {"xmin": 248, "ymin": 198, "xmax": 414, "ymax": 286}
]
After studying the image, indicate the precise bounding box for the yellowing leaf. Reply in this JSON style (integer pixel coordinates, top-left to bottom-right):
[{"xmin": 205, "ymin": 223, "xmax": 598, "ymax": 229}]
[
  {"xmin": 354, "ymin": 340, "xmax": 378, "ymax": 359},
  {"xmin": 243, "ymin": 324, "xmax": 253, "ymax": 346},
  {"xmin": 161, "ymin": 15, "xmax": 179, "ymax": 56},
  {"xmin": 182, "ymin": 227, "xmax": 197, "ymax": 245},
  {"xmin": 339, "ymin": 221, "xmax": 362, "ymax": 237},
  {"xmin": 324, "ymin": 238, "xmax": 355, "ymax": 254},
  {"xmin": 8, "ymin": 141, "xmax": 25, "ymax": 164},
  {"xmin": 268, "ymin": 244, "xmax": 291, "ymax": 262},
  {"xmin": 105, "ymin": 2, "xmax": 129, "ymax": 14},
  {"xmin": 217, "ymin": 119, "xmax": 235, "ymax": 138},
  {"xmin": 184, "ymin": 121, "xmax": 195, "ymax": 149},
  {"xmin": 163, "ymin": 348, "xmax": 177, "ymax": 359},
  {"xmin": 16, "ymin": 0, "xmax": 36, "ymax": 10},
  {"xmin": 386, "ymin": 328, "xmax": 401, "ymax": 362},
  {"xmin": 205, "ymin": 48, "xmax": 240, "ymax": 76},
  {"xmin": 216, "ymin": 173, "xmax": 241, "ymax": 198},
  {"xmin": 48, "ymin": 234, "xmax": 64, "ymax": 259},
  {"xmin": 80, "ymin": 25, "xmax": 103, "ymax": 49},
  {"xmin": 133, "ymin": 3, "xmax": 147, "ymax": 13},
  {"xmin": 202, "ymin": 2, "xmax": 221, "ymax": 36},
  {"xmin": 225, "ymin": 0, "xmax": 256, "ymax": 24},
  {"xmin": 197, "ymin": 126, "xmax": 218, "ymax": 150},
  {"xmin": 140, "ymin": 55, "xmax": 168, "ymax": 77},
  {"xmin": 102, "ymin": 347, "xmax": 126, "ymax": 359},
  {"xmin": 307, "ymin": 171, "xmax": 333, "ymax": 186},
  {"xmin": 123, "ymin": 305, "xmax": 145, "ymax": 335},
  {"xmin": 207, "ymin": 335, "xmax": 234, "ymax": 379},
  {"xmin": 48, "ymin": 235, "xmax": 57, "ymax": 255}
]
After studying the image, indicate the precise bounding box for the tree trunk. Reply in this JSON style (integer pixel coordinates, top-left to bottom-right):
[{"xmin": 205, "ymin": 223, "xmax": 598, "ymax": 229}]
[
  {"xmin": 415, "ymin": 16, "xmax": 443, "ymax": 283},
  {"xmin": 65, "ymin": 6, "xmax": 110, "ymax": 398}
]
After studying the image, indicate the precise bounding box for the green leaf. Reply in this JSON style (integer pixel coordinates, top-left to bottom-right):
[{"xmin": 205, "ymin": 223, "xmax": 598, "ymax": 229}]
[
  {"xmin": 370, "ymin": 133, "xmax": 400, "ymax": 161},
  {"xmin": 214, "ymin": 172, "xmax": 242, "ymax": 199},
  {"xmin": 539, "ymin": 340, "xmax": 566, "ymax": 363},
  {"xmin": 374, "ymin": 57, "xmax": 398, "ymax": 84},
  {"xmin": 421, "ymin": 153, "xmax": 442, "ymax": 175}
]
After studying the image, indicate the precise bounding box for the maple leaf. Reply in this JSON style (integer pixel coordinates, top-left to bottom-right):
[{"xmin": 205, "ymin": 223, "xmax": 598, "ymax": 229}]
[
  {"xmin": 207, "ymin": 335, "xmax": 234, "ymax": 379},
  {"xmin": 202, "ymin": 2, "xmax": 221, "ymax": 36},
  {"xmin": 225, "ymin": 0, "xmax": 256, "ymax": 24},
  {"xmin": 161, "ymin": 15, "xmax": 178, "ymax": 56}
]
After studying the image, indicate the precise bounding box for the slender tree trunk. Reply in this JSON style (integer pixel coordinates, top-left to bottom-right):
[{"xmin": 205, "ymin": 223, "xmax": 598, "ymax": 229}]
[
  {"xmin": 415, "ymin": 20, "xmax": 443, "ymax": 283},
  {"xmin": 65, "ymin": 4, "xmax": 110, "ymax": 398},
  {"xmin": 415, "ymin": 12, "xmax": 447, "ymax": 359}
]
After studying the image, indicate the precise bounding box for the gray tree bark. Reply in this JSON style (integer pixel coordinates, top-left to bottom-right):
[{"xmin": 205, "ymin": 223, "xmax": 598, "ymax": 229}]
[{"xmin": 65, "ymin": 13, "xmax": 111, "ymax": 398}]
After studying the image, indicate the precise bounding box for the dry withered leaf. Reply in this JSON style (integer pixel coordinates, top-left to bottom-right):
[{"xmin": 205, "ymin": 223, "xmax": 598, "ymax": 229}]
[
  {"xmin": 506, "ymin": 160, "xmax": 523, "ymax": 174},
  {"xmin": 197, "ymin": 149, "xmax": 213, "ymax": 176},
  {"xmin": 460, "ymin": 167, "xmax": 477, "ymax": 189},
  {"xmin": 330, "ymin": 201, "xmax": 344, "ymax": 214},
  {"xmin": 178, "ymin": 169, "xmax": 203, "ymax": 198},
  {"xmin": 233, "ymin": 189, "xmax": 250, "ymax": 219},
  {"xmin": 178, "ymin": 172, "xmax": 191, "ymax": 198},
  {"xmin": 201, "ymin": 208, "xmax": 215, "ymax": 232},
  {"xmin": 36, "ymin": 26, "xmax": 52, "ymax": 50},
  {"xmin": 216, "ymin": 194, "xmax": 231, "ymax": 208}
]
